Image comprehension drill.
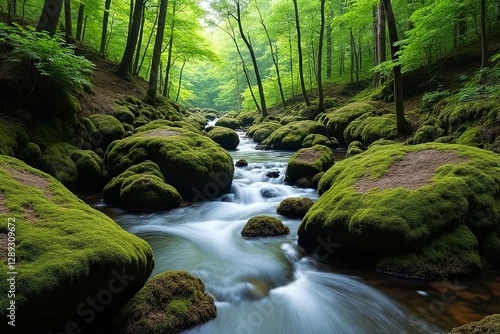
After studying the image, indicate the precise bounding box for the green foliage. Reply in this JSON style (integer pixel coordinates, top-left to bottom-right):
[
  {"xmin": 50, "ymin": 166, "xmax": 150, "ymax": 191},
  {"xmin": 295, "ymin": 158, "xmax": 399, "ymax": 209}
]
[
  {"xmin": 422, "ymin": 90, "xmax": 451, "ymax": 106},
  {"xmin": 0, "ymin": 23, "xmax": 94, "ymax": 94}
]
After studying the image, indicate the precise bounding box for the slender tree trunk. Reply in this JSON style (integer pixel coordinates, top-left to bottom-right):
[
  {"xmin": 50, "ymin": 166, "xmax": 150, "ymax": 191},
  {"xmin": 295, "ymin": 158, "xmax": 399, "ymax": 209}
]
[
  {"xmin": 382, "ymin": 0, "xmax": 410, "ymax": 134},
  {"xmin": 350, "ymin": 30, "xmax": 355, "ymax": 83},
  {"xmin": 235, "ymin": 0, "xmax": 267, "ymax": 117},
  {"xmin": 372, "ymin": 6, "xmax": 379, "ymax": 86},
  {"xmin": 326, "ymin": 9, "xmax": 333, "ymax": 79},
  {"xmin": 176, "ymin": 61, "xmax": 185, "ymax": 101},
  {"xmin": 292, "ymin": 0, "xmax": 310, "ymax": 106},
  {"xmin": 36, "ymin": 0, "xmax": 63, "ymax": 36},
  {"xmin": 138, "ymin": 9, "xmax": 158, "ymax": 75},
  {"xmin": 100, "ymin": 0, "xmax": 112, "ymax": 54},
  {"xmin": 133, "ymin": 2, "xmax": 146, "ymax": 75},
  {"xmin": 22, "ymin": 0, "xmax": 27, "ymax": 25},
  {"xmin": 82, "ymin": 14, "xmax": 87, "ymax": 41},
  {"xmin": 63, "ymin": 0, "xmax": 72, "ymax": 42},
  {"xmin": 128, "ymin": 0, "xmax": 134, "ymax": 39},
  {"xmin": 316, "ymin": 0, "xmax": 326, "ymax": 116},
  {"xmin": 76, "ymin": 4, "xmax": 84, "ymax": 41},
  {"xmin": 147, "ymin": 0, "xmax": 169, "ymax": 105},
  {"xmin": 288, "ymin": 27, "xmax": 295, "ymax": 96},
  {"xmin": 458, "ymin": 11, "xmax": 467, "ymax": 43},
  {"xmin": 163, "ymin": 0, "xmax": 176, "ymax": 98},
  {"xmin": 375, "ymin": 1, "xmax": 387, "ymax": 85},
  {"xmin": 105, "ymin": 13, "xmax": 115, "ymax": 55},
  {"xmin": 256, "ymin": 3, "xmax": 286, "ymax": 110},
  {"xmin": 7, "ymin": 0, "xmax": 12, "ymax": 24},
  {"xmin": 116, "ymin": 0, "xmax": 144, "ymax": 79},
  {"xmin": 236, "ymin": 66, "xmax": 241, "ymax": 112},
  {"xmin": 480, "ymin": 0, "xmax": 488, "ymax": 69}
]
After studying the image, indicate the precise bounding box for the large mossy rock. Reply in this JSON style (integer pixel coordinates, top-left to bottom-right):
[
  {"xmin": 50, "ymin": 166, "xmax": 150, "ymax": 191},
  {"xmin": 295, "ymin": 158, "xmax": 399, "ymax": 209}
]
[
  {"xmin": 105, "ymin": 126, "xmax": 234, "ymax": 202},
  {"xmin": 317, "ymin": 102, "xmax": 376, "ymax": 145},
  {"xmin": 299, "ymin": 143, "xmax": 500, "ymax": 279},
  {"xmin": 286, "ymin": 145, "xmax": 334, "ymax": 184},
  {"xmin": 448, "ymin": 314, "xmax": 500, "ymax": 334},
  {"xmin": 215, "ymin": 116, "xmax": 242, "ymax": 130},
  {"xmin": 412, "ymin": 124, "xmax": 446, "ymax": 144},
  {"xmin": 0, "ymin": 156, "xmax": 154, "ymax": 332},
  {"xmin": 112, "ymin": 270, "xmax": 217, "ymax": 334},
  {"xmin": 343, "ymin": 113, "xmax": 397, "ymax": 146},
  {"xmin": 103, "ymin": 161, "xmax": 182, "ymax": 211},
  {"xmin": 302, "ymin": 133, "xmax": 339, "ymax": 149},
  {"xmin": 0, "ymin": 120, "xmax": 29, "ymax": 156},
  {"xmin": 277, "ymin": 197, "xmax": 314, "ymax": 219},
  {"xmin": 247, "ymin": 121, "xmax": 281, "ymax": 144},
  {"xmin": 207, "ymin": 126, "xmax": 240, "ymax": 150},
  {"xmin": 89, "ymin": 114, "xmax": 125, "ymax": 149},
  {"xmin": 241, "ymin": 215, "xmax": 290, "ymax": 237},
  {"xmin": 261, "ymin": 120, "xmax": 327, "ymax": 150}
]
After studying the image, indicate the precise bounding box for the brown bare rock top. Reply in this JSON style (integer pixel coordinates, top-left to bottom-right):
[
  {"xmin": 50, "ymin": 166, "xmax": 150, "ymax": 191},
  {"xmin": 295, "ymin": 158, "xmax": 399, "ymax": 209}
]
[
  {"xmin": 295, "ymin": 148, "xmax": 323, "ymax": 163},
  {"xmin": 142, "ymin": 129, "xmax": 182, "ymax": 137},
  {"xmin": 355, "ymin": 149, "xmax": 467, "ymax": 193},
  {"xmin": 3, "ymin": 165, "xmax": 52, "ymax": 197}
]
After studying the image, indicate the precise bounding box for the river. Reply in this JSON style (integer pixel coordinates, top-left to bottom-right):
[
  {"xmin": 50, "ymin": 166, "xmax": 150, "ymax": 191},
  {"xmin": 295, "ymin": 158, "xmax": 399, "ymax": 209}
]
[{"xmin": 90, "ymin": 130, "xmax": 500, "ymax": 334}]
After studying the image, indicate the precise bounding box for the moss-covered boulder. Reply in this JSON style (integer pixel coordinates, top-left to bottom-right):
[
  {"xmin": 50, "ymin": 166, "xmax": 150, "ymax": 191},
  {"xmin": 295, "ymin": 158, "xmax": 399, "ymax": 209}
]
[
  {"xmin": 343, "ymin": 113, "xmax": 397, "ymax": 146},
  {"xmin": 286, "ymin": 145, "xmax": 334, "ymax": 185},
  {"xmin": 448, "ymin": 314, "xmax": 500, "ymax": 334},
  {"xmin": 104, "ymin": 161, "xmax": 182, "ymax": 211},
  {"xmin": 241, "ymin": 215, "xmax": 290, "ymax": 237},
  {"xmin": 302, "ymin": 134, "xmax": 339, "ymax": 149},
  {"xmin": 0, "ymin": 156, "xmax": 154, "ymax": 332},
  {"xmin": 235, "ymin": 159, "xmax": 248, "ymax": 167},
  {"xmin": 280, "ymin": 115, "xmax": 306, "ymax": 125},
  {"xmin": 89, "ymin": 114, "xmax": 125, "ymax": 149},
  {"xmin": 207, "ymin": 126, "xmax": 240, "ymax": 150},
  {"xmin": 277, "ymin": 197, "xmax": 314, "ymax": 219},
  {"xmin": 247, "ymin": 121, "xmax": 281, "ymax": 144},
  {"xmin": 300, "ymin": 143, "xmax": 500, "ymax": 279},
  {"xmin": 215, "ymin": 116, "xmax": 242, "ymax": 130},
  {"xmin": 113, "ymin": 105, "xmax": 136, "ymax": 125},
  {"xmin": 0, "ymin": 120, "xmax": 29, "ymax": 156},
  {"xmin": 261, "ymin": 120, "xmax": 327, "ymax": 150},
  {"xmin": 412, "ymin": 125, "xmax": 446, "ymax": 144},
  {"xmin": 19, "ymin": 142, "xmax": 42, "ymax": 166},
  {"xmin": 105, "ymin": 126, "xmax": 234, "ymax": 202},
  {"xmin": 317, "ymin": 102, "xmax": 377, "ymax": 145},
  {"xmin": 346, "ymin": 141, "xmax": 365, "ymax": 158},
  {"xmin": 112, "ymin": 270, "xmax": 216, "ymax": 334}
]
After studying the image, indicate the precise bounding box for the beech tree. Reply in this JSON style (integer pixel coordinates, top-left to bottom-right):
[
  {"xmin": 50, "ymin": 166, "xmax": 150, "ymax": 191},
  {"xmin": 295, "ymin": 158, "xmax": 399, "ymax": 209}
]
[
  {"xmin": 115, "ymin": 0, "xmax": 144, "ymax": 78},
  {"xmin": 36, "ymin": 0, "xmax": 63, "ymax": 36}
]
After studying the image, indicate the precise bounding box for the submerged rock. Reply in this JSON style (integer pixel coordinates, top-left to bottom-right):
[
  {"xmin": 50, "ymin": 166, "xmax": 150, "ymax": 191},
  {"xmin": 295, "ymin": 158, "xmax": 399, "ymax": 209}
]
[
  {"xmin": 0, "ymin": 155, "xmax": 154, "ymax": 332},
  {"xmin": 299, "ymin": 143, "xmax": 500, "ymax": 279},
  {"xmin": 241, "ymin": 215, "xmax": 290, "ymax": 237},
  {"xmin": 112, "ymin": 271, "xmax": 217, "ymax": 334}
]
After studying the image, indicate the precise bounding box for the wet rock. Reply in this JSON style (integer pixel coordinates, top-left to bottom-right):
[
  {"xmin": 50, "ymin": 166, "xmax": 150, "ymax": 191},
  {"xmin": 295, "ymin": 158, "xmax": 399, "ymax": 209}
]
[
  {"xmin": 266, "ymin": 169, "xmax": 280, "ymax": 178},
  {"xmin": 241, "ymin": 215, "xmax": 290, "ymax": 237},
  {"xmin": 235, "ymin": 159, "xmax": 248, "ymax": 167}
]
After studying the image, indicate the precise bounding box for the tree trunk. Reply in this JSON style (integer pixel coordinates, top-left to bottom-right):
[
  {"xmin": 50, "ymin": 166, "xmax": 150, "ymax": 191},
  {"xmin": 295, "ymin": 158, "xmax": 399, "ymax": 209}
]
[
  {"xmin": 128, "ymin": 0, "xmax": 134, "ymax": 39},
  {"xmin": 235, "ymin": 0, "xmax": 267, "ymax": 117},
  {"xmin": 176, "ymin": 61, "xmax": 185, "ymax": 101},
  {"xmin": 63, "ymin": 0, "xmax": 72, "ymax": 42},
  {"xmin": 76, "ymin": 4, "xmax": 84, "ymax": 41},
  {"xmin": 292, "ymin": 0, "xmax": 310, "ymax": 106},
  {"xmin": 350, "ymin": 29, "xmax": 355, "ymax": 83},
  {"xmin": 288, "ymin": 26, "xmax": 295, "ymax": 96},
  {"xmin": 7, "ymin": 0, "xmax": 12, "ymax": 24},
  {"xmin": 115, "ymin": 0, "xmax": 144, "ymax": 79},
  {"xmin": 138, "ymin": 9, "xmax": 158, "ymax": 75},
  {"xmin": 133, "ymin": 2, "xmax": 146, "ymax": 75},
  {"xmin": 480, "ymin": 0, "xmax": 488, "ymax": 69},
  {"xmin": 36, "ymin": 0, "xmax": 64, "ymax": 36},
  {"xmin": 316, "ymin": 0, "xmax": 326, "ymax": 116},
  {"xmin": 22, "ymin": 0, "xmax": 28, "ymax": 25},
  {"xmin": 326, "ymin": 9, "xmax": 333, "ymax": 79},
  {"xmin": 382, "ymin": 0, "xmax": 410, "ymax": 135},
  {"xmin": 147, "ymin": 0, "xmax": 169, "ymax": 105},
  {"xmin": 458, "ymin": 12, "xmax": 467, "ymax": 43},
  {"xmin": 163, "ymin": 0, "xmax": 177, "ymax": 98},
  {"xmin": 100, "ymin": 0, "xmax": 112, "ymax": 54}
]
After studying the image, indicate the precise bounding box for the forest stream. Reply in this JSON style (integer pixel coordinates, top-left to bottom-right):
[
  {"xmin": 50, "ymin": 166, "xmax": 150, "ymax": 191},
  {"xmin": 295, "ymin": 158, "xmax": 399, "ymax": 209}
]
[{"xmin": 88, "ymin": 131, "xmax": 500, "ymax": 334}]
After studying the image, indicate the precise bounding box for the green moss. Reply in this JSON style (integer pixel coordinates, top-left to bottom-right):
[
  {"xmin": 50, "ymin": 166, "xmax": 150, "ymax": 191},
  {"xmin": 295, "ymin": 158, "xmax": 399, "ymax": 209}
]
[
  {"xmin": 413, "ymin": 125, "xmax": 446, "ymax": 144},
  {"xmin": 0, "ymin": 120, "xmax": 29, "ymax": 156},
  {"xmin": 19, "ymin": 142, "xmax": 42, "ymax": 167},
  {"xmin": 280, "ymin": 116, "xmax": 306, "ymax": 125},
  {"xmin": 105, "ymin": 126, "xmax": 234, "ymax": 202},
  {"xmin": 286, "ymin": 145, "xmax": 334, "ymax": 184},
  {"xmin": 317, "ymin": 102, "xmax": 376, "ymax": 144},
  {"xmin": 120, "ymin": 174, "xmax": 182, "ymax": 211},
  {"xmin": 133, "ymin": 115, "xmax": 150, "ymax": 128},
  {"xmin": 207, "ymin": 126, "xmax": 240, "ymax": 150},
  {"xmin": 302, "ymin": 134, "xmax": 339, "ymax": 149},
  {"xmin": 438, "ymin": 100, "xmax": 496, "ymax": 132},
  {"xmin": 261, "ymin": 120, "xmax": 327, "ymax": 150},
  {"xmin": 299, "ymin": 143, "xmax": 500, "ymax": 278},
  {"xmin": 113, "ymin": 105, "xmax": 136, "ymax": 125},
  {"xmin": 236, "ymin": 111, "xmax": 259, "ymax": 126},
  {"xmin": 134, "ymin": 119, "xmax": 202, "ymax": 134},
  {"xmin": 241, "ymin": 215, "xmax": 290, "ymax": 237},
  {"xmin": 215, "ymin": 116, "xmax": 242, "ymax": 130},
  {"xmin": 277, "ymin": 197, "xmax": 314, "ymax": 219},
  {"xmin": 0, "ymin": 156, "xmax": 154, "ymax": 332},
  {"xmin": 247, "ymin": 121, "xmax": 281, "ymax": 144},
  {"xmin": 89, "ymin": 114, "xmax": 125, "ymax": 149},
  {"xmin": 343, "ymin": 113, "xmax": 397, "ymax": 146},
  {"xmin": 448, "ymin": 314, "xmax": 500, "ymax": 334},
  {"xmin": 346, "ymin": 141, "xmax": 365, "ymax": 158},
  {"xmin": 456, "ymin": 126, "xmax": 480, "ymax": 146},
  {"xmin": 112, "ymin": 270, "xmax": 216, "ymax": 334}
]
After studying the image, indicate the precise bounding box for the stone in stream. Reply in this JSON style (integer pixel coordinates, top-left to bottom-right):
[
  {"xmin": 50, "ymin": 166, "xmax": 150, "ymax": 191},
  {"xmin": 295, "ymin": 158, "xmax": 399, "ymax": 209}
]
[
  {"xmin": 448, "ymin": 314, "xmax": 500, "ymax": 333},
  {"xmin": 277, "ymin": 197, "xmax": 314, "ymax": 219},
  {"xmin": 206, "ymin": 126, "xmax": 240, "ymax": 150},
  {"xmin": 235, "ymin": 159, "xmax": 248, "ymax": 167},
  {"xmin": 298, "ymin": 143, "xmax": 500, "ymax": 279},
  {"xmin": 285, "ymin": 145, "xmax": 334, "ymax": 187},
  {"xmin": 260, "ymin": 120, "xmax": 327, "ymax": 150},
  {"xmin": 241, "ymin": 215, "xmax": 290, "ymax": 237},
  {"xmin": 0, "ymin": 155, "xmax": 154, "ymax": 333},
  {"xmin": 266, "ymin": 169, "xmax": 280, "ymax": 178}
]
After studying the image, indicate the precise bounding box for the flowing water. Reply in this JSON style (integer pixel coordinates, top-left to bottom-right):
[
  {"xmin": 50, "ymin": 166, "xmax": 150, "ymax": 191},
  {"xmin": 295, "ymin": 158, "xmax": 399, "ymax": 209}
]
[{"xmin": 90, "ymin": 130, "xmax": 500, "ymax": 334}]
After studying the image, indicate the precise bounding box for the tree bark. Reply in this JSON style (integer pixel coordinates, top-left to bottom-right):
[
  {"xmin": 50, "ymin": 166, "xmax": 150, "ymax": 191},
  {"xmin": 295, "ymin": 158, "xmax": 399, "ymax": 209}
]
[
  {"xmin": 235, "ymin": 0, "xmax": 267, "ymax": 117},
  {"xmin": 480, "ymin": 0, "xmax": 488, "ymax": 69},
  {"xmin": 382, "ymin": 0, "xmax": 410, "ymax": 135},
  {"xmin": 176, "ymin": 61, "xmax": 185, "ymax": 101},
  {"xmin": 147, "ymin": 0, "xmax": 169, "ymax": 105},
  {"xmin": 36, "ymin": 0, "xmax": 64, "ymax": 36},
  {"xmin": 116, "ymin": 0, "xmax": 144, "ymax": 79},
  {"xmin": 137, "ymin": 9, "xmax": 158, "ymax": 75},
  {"xmin": 100, "ymin": 0, "xmax": 112, "ymax": 54},
  {"xmin": 163, "ymin": 0, "xmax": 176, "ymax": 98},
  {"xmin": 316, "ymin": 0, "xmax": 326, "ymax": 116},
  {"xmin": 292, "ymin": 0, "xmax": 310, "ymax": 106},
  {"xmin": 76, "ymin": 4, "xmax": 84, "ymax": 41},
  {"xmin": 63, "ymin": 0, "xmax": 72, "ymax": 42},
  {"xmin": 326, "ymin": 9, "xmax": 333, "ymax": 79},
  {"xmin": 133, "ymin": 1, "xmax": 146, "ymax": 75}
]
